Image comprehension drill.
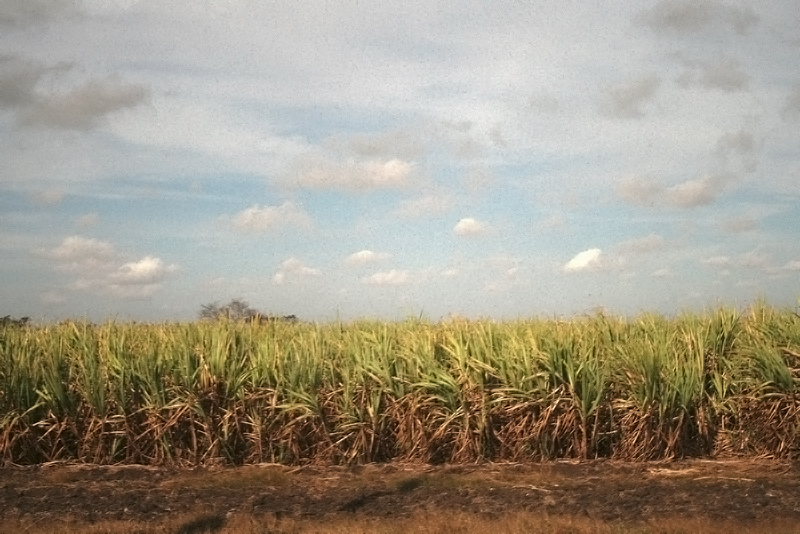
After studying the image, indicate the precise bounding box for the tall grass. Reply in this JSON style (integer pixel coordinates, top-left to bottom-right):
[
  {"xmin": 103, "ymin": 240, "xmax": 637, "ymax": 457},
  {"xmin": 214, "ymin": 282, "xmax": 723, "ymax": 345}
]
[{"xmin": 1, "ymin": 303, "xmax": 799, "ymax": 465}]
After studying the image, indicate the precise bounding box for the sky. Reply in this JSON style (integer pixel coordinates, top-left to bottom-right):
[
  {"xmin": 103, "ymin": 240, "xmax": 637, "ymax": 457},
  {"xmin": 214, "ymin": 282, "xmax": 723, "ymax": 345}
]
[{"xmin": 1, "ymin": 0, "xmax": 799, "ymax": 323}]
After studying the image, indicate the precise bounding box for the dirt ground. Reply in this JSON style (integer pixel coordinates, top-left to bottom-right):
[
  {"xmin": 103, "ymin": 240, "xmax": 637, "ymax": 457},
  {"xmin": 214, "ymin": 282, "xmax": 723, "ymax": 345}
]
[{"xmin": 2, "ymin": 459, "xmax": 800, "ymax": 533}]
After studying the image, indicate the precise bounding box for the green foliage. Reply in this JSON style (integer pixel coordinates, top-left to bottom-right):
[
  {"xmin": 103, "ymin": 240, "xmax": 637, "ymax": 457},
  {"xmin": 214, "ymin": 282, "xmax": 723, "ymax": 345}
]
[{"xmin": 1, "ymin": 303, "xmax": 799, "ymax": 465}]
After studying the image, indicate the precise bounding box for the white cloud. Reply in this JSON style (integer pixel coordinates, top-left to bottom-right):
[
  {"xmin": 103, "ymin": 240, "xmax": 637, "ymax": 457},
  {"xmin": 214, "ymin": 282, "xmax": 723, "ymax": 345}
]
[
  {"xmin": 43, "ymin": 235, "xmax": 115, "ymax": 271},
  {"xmin": 39, "ymin": 236, "xmax": 178, "ymax": 300},
  {"xmin": 281, "ymin": 257, "xmax": 320, "ymax": 276},
  {"xmin": 784, "ymin": 260, "xmax": 800, "ymax": 271},
  {"xmin": 564, "ymin": 248, "xmax": 602, "ymax": 273},
  {"xmin": 108, "ymin": 95, "xmax": 309, "ymax": 177},
  {"xmin": 619, "ymin": 173, "xmax": 733, "ymax": 208},
  {"xmin": 453, "ymin": 217, "xmax": 488, "ymax": 236},
  {"xmin": 363, "ymin": 269, "xmax": 409, "ymax": 286},
  {"xmin": 667, "ymin": 176, "xmax": 723, "ymax": 207},
  {"xmin": 273, "ymin": 257, "xmax": 320, "ymax": 285},
  {"xmin": 441, "ymin": 268, "xmax": 459, "ymax": 278},
  {"xmin": 291, "ymin": 158, "xmax": 413, "ymax": 191},
  {"xmin": 109, "ymin": 256, "xmax": 177, "ymax": 285},
  {"xmin": 345, "ymin": 250, "xmax": 390, "ymax": 265},
  {"xmin": 228, "ymin": 202, "xmax": 312, "ymax": 233}
]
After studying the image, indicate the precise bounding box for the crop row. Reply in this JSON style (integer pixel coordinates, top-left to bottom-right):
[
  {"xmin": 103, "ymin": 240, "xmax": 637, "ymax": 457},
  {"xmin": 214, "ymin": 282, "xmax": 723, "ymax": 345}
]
[{"xmin": 1, "ymin": 302, "xmax": 799, "ymax": 465}]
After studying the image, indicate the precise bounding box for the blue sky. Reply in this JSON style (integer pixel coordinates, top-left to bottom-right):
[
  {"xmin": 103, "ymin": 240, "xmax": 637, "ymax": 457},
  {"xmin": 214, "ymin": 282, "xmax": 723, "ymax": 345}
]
[{"xmin": 1, "ymin": 0, "xmax": 799, "ymax": 322}]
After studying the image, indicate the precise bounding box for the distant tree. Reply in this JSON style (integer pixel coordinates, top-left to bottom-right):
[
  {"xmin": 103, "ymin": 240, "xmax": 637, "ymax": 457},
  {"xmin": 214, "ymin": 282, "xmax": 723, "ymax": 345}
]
[
  {"xmin": 199, "ymin": 299, "xmax": 259, "ymax": 321},
  {"xmin": 0, "ymin": 315, "xmax": 30, "ymax": 327},
  {"xmin": 199, "ymin": 299, "xmax": 299, "ymax": 323}
]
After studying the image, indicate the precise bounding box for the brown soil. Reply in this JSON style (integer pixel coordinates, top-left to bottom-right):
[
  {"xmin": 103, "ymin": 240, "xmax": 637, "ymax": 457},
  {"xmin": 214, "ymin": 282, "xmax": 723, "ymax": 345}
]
[{"xmin": 2, "ymin": 459, "xmax": 800, "ymax": 533}]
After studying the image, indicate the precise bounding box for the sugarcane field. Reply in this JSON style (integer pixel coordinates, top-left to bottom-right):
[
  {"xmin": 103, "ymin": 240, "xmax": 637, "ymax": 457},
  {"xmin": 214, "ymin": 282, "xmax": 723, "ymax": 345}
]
[{"xmin": 2, "ymin": 303, "xmax": 800, "ymax": 532}]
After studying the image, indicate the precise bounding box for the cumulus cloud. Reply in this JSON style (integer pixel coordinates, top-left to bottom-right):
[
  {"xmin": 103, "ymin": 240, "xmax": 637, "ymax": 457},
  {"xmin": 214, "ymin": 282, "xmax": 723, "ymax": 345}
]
[
  {"xmin": 272, "ymin": 257, "xmax": 320, "ymax": 284},
  {"xmin": 601, "ymin": 74, "xmax": 660, "ymax": 119},
  {"xmin": 345, "ymin": 250, "xmax": 390, "ymax": 265},
  {"xmin": 228, "ymin": 201, "xmax": 312, "ymax": 233},
  {"xmin": 291, "ymin": 157, "xmax": 413, "ymax": 190},
  {"xmin": 564, "ymin": 248, "xmax": 602, "ymax": 273},
  {"xmin": 394, "ymin": 194, "xmax": 454, "ymax": 218},
  {"xmin": 363, "ymin": 269, "xmax": 409, "ymax": 286},
  {"xmin": 40, "ymin": 235, "xmax": 177, "ymax": 299},
  {"xmin": 668, "ymin": 176, "xmax": 721, "ymax": 207},
  {"xmin": 109, "ymin": 256, "xmax": 178, "ymax": 285},
  {"xmin": 618, "ymin": 173, "xmax": 732, "ymax": 208},
  {"xmin": 784, "ymin": 260, "xmax": 800, "ymax": 271},
  {"xmin": 43, "ymin": 235, "xmax": 115, "ymax": 271},
  {"xmin": 453, "ymin": 217, "xmax": 488, "ymax": 236},
  {"xmin": 638, "ymin": 0, "xmax": 759, "ymax": 35},
  {"xmin": 281, "ymin": 257, "xmax": 320, "ymax": 275}
]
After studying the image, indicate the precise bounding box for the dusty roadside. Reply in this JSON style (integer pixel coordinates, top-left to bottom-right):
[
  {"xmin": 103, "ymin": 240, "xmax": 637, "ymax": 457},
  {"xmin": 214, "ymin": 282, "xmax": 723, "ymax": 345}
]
[{"xmin": 2, "ymin": 459, "xmax": 800, "ymax": 533}]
